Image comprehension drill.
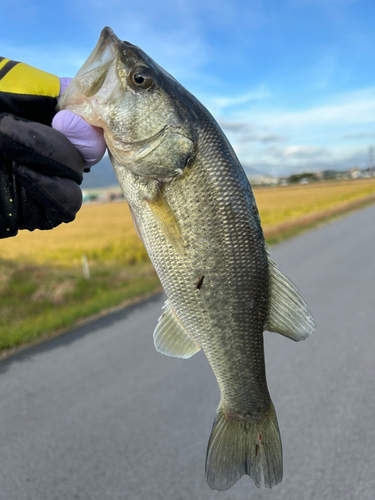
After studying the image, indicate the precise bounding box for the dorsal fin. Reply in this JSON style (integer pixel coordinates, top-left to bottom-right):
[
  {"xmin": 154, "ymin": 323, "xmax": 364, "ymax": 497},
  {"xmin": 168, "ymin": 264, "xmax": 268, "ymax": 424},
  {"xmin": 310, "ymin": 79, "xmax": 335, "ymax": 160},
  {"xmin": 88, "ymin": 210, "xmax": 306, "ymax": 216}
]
[
  {"xmin": 265, "ymin": 248, "xmax": 315, "ymax": 341},
  {"xmin": 153, "ymin": 300, "xmax": 201, "ymax": 358}
]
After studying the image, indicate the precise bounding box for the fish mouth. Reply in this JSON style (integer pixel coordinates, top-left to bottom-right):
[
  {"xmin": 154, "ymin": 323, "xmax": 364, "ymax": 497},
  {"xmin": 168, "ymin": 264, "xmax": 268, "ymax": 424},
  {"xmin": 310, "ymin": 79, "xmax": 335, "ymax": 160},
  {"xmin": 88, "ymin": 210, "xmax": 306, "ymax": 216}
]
[
  {"xmin": 73, "ymin": 27, "xmax": 121, "ymax": 94},
  {"xmin": 57, "ymin": 27, "xmax": 121, "ymax": 113}
]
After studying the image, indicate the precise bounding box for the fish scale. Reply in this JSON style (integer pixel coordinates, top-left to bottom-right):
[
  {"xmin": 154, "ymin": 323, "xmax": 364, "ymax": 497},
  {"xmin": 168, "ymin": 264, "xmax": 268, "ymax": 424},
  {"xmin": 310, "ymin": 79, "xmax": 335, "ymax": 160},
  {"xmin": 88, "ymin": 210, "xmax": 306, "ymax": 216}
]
[
  {"xmin": 120, "ymin": 111, "xmax": 274, "ymax": 457},
  {"xmin": 59, "ymin": 26, "xmax": 315, "ymax": 491}
]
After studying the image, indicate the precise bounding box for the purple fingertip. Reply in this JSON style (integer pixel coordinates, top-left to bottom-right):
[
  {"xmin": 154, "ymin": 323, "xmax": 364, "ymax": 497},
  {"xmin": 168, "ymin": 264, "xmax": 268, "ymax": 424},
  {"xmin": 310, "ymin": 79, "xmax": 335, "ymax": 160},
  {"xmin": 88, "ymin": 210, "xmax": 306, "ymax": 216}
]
[
  {"xmin": 52, "ymin": 110, "xmax": 107, "ymax": 167},
  {"xmin": 58, "ymin": 77, "xmax": 72, "ymax": 98}
]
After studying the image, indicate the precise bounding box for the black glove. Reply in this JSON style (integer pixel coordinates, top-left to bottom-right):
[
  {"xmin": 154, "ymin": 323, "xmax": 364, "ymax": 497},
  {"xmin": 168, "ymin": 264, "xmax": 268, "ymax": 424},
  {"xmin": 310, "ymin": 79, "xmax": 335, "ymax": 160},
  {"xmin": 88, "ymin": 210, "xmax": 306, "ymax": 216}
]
[{"xmin": 0, "ymin": 58, "xmax": 85, "ymax": 238}]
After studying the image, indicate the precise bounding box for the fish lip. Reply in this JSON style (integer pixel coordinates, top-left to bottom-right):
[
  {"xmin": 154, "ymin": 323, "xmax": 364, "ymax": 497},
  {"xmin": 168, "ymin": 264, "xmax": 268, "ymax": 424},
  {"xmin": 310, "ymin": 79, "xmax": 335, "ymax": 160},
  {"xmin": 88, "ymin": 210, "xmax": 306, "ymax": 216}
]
[
  {"xmin": 100, "ymin": 26, "xmax": 121, "ymax": 45},
  {"xmin": 113, "ymin": 124, "xmax": 168, "ymax": 151},
  {"xmin": 56, "ymin": 96, "xmax": 94, "ymax": 115},
  {"xmin": 110, "ymin": 125, "xmax": 191, "ymax": 180},
  {"xmin": 111, "ymin": 125, "xmax": 193, "ymax": 159},
  {"xmin": 110, "ymin": 125, "xmax": 169, "ymax": 167}
]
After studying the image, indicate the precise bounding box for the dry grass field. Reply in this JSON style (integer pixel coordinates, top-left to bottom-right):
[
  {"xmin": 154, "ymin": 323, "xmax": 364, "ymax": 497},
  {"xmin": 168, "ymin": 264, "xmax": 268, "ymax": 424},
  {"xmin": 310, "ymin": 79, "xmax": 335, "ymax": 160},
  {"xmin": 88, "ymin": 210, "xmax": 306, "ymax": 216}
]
[
  {"xmin": 255, "ymin": 178, "xmax": 375, "ymax": 229},
  {"xmin": 1, "ymin": 178, "xmax": 375, "ymax": 267},
  {"xmin": 0, "ymin": 202, "xmax": 148, "ymax": 267}
]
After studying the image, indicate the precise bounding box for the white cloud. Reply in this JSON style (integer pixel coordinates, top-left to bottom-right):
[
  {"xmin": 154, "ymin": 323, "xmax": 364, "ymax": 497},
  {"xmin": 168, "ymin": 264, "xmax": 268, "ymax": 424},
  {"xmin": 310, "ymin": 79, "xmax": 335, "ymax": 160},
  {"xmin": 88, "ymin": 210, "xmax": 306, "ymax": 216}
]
[
  {"xmin": 218, "ymin": 86, "xmax": 375, "ymax": 175},
  {"xmin": 241, "ymin": 88, "xmax": 375, "ymax": 130},
  {"xmin": 210, "ymin": 87, "xmax": 271, "ymax": 110},
  {"xmin": 345, "ymin": 132, "xmax": 375, "ymax": 140},
  {"xmin": 282, "ymin": 145, "xmax": 328, "ymax": 158}
]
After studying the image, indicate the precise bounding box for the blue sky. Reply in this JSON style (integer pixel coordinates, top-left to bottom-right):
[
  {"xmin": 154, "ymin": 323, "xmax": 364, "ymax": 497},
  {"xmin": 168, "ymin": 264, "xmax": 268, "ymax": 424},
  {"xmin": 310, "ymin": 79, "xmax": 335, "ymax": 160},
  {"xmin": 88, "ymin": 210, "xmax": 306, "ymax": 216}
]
[{"xmin": 2, "ymin": 0, "xmax": 375, "ymax": 176}]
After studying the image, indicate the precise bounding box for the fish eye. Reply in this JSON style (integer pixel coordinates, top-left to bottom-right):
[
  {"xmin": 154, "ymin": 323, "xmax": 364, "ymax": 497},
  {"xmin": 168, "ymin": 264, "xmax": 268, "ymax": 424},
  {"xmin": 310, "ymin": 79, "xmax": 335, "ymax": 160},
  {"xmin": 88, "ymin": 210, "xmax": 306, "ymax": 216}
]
[{"xmin": 130, "ymin": 67, "xmax": 152, "ymax": 89}]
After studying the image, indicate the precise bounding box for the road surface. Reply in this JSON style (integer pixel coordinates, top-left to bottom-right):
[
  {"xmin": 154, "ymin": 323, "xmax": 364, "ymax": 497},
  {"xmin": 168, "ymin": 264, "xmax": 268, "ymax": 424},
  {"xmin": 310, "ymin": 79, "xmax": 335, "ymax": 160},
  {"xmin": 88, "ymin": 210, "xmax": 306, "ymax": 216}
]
[{"xmin": 1, "ymin": 205, "xmax": 375, "ymax": 500}]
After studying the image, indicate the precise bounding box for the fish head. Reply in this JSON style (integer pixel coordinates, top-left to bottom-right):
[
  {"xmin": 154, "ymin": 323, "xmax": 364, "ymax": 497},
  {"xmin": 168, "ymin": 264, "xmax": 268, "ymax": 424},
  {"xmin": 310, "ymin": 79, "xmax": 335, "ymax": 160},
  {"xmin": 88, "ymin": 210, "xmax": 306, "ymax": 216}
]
[{"xmin": 59, "ymin": 27, "xmax": 197, "ymax": 179}]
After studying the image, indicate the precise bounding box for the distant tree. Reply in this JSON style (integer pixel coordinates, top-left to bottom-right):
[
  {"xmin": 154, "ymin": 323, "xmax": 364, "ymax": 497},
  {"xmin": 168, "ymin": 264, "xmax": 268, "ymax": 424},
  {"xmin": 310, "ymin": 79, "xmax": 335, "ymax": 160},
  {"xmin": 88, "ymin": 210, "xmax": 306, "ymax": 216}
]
[
  {"xmin": 322, "ymin": 170, "xmax": 337, "ymax": 179},
  {"xmin": 288, "ymin": 172, "xmax": 319, "ymax": 183}
]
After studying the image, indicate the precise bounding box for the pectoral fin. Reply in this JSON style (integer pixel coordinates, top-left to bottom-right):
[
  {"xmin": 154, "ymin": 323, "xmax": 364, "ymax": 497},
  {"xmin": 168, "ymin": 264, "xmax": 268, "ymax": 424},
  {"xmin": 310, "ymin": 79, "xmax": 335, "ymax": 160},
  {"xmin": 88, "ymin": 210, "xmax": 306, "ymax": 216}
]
[
  {"xmin": 144, "ymin": 185, "xmax": 185, "ymax": 255},
  {"xmin": 153, "ymin": 300, "xmax": 201, "ymax": 358},
  {"xmin": 265, "ymin": 248, "xmax": 315, "ymax": 341}
]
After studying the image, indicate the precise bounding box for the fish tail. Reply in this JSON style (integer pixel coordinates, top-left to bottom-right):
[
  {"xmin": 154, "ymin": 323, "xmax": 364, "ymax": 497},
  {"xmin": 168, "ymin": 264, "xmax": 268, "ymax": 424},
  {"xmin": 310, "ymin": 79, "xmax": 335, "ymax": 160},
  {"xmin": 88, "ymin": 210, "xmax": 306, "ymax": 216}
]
[{"xmin": 205, "ymin": 401, "xmax": 282, "ymax": 490}]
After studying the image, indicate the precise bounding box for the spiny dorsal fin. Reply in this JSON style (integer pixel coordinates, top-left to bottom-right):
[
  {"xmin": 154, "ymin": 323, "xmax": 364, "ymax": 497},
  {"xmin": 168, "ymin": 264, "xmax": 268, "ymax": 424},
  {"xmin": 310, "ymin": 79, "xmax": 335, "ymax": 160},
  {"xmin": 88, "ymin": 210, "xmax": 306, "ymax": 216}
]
[
  {"xmin": 265, "ymin": 249, "xmax": 315, "ymax": 341},
  {"xmin": 153, "ymin": 300, "xmax": 201, "ymax": 358}
]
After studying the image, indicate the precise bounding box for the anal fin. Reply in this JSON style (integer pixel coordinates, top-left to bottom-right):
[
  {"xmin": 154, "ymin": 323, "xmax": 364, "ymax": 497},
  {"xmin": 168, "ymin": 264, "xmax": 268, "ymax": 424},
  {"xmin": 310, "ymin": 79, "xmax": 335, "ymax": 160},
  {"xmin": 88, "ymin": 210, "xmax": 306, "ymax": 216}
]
[
  {"xmin": 266, "ymin": 248, "xmax": 316, "ymax": 341},
  {"xmin": 153, "ymin": 300, "xmax": 201, "ymax": 359}
]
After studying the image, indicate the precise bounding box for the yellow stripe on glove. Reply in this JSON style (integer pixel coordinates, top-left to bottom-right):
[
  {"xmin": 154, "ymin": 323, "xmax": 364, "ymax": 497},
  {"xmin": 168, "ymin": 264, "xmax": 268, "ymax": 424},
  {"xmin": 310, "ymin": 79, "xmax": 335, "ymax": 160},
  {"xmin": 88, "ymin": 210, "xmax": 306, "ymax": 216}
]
[{"xmin": 0, "ymin": 59, "xmax": 60, "ymax": 97}]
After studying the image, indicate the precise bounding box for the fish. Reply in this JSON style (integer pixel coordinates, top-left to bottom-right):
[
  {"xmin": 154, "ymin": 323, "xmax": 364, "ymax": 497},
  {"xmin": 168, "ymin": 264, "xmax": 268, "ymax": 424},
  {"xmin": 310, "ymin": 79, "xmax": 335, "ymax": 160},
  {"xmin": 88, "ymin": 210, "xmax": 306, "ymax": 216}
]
[{"xmin": 58, "ymin": 27, "xmax": 315, "ymax": 491}]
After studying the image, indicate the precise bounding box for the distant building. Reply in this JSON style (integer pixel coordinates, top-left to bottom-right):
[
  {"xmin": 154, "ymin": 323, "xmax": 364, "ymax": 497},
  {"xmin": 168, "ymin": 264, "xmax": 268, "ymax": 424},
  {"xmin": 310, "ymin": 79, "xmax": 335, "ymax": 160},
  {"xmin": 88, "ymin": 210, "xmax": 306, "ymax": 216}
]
[
  {"xmin": 249, "ymin": 174, "xmax": 279, "ymax": 186},
  {"xmin": 349, "ymin": 167, "xmax": 361, "ymax": 179}
]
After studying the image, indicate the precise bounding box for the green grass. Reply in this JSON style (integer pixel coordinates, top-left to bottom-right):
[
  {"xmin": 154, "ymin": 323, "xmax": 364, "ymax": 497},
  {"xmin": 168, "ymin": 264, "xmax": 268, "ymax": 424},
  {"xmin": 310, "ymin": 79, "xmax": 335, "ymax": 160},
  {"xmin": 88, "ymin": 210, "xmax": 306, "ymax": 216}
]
[{"xmin": 0, "ymin": 259, "xmax": 160, "ymax": 353}]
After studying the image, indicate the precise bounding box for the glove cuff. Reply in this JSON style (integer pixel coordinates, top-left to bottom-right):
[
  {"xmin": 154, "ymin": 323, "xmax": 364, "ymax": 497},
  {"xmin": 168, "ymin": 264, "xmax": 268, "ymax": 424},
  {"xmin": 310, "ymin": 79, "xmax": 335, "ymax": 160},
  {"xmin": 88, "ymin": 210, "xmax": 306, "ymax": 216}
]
[{"xmin": 0, "ymin": 58, "xmax": 60, "ymax": 125}]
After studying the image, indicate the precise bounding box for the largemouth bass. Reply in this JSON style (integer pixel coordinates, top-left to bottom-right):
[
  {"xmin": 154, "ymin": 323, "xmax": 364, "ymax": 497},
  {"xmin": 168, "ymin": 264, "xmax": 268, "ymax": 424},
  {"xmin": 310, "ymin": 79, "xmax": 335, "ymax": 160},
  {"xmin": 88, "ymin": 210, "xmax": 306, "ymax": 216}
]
[{"xmin": 59, "ymin": 27, "xmax": 315, "ymax": 491}]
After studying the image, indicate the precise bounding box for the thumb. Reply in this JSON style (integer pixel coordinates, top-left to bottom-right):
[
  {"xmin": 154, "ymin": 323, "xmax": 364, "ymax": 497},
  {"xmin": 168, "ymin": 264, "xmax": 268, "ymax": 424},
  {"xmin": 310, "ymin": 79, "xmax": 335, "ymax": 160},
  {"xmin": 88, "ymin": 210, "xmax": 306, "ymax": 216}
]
[{"xmin": 52, "ymin": 110, "xmax": 106, "ymax": 167}]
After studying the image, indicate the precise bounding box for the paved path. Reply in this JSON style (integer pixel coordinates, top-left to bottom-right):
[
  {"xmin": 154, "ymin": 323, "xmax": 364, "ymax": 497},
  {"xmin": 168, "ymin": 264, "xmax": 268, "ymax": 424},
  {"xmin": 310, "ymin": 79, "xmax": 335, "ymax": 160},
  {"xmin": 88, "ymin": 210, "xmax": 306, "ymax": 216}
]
[{"xmin": 1, "ymin": 206, "xmax": 375, "ymax": 500}]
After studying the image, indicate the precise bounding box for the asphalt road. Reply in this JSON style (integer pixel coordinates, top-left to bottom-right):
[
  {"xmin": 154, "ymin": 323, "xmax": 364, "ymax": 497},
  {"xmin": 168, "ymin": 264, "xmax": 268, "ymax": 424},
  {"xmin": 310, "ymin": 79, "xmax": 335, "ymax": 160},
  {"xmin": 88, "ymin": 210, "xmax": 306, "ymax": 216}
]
[{"xmin": 1, "ymin": 205, "xmax": 375, "ymax": 500}]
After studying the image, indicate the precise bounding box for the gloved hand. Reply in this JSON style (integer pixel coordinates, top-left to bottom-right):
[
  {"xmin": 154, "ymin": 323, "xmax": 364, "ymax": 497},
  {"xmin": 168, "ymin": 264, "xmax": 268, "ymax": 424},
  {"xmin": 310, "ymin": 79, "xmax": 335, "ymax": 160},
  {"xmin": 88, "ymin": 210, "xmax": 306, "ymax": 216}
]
[
  {"xmin": 0, "ymin": 58, "xmax": 106, "ymax": 238},
  {"xmin": 53, "ymin": 76, "xmax": 106, "ymax": 169}
]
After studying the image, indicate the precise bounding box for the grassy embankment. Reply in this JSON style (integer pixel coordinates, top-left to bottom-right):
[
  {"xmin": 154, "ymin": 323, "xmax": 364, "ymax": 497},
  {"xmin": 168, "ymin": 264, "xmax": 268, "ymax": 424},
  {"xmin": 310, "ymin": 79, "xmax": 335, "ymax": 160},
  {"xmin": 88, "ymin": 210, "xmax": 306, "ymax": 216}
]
[{"xmin": 1, "ymin": 178, "xmax": 375, "ymax": 354}]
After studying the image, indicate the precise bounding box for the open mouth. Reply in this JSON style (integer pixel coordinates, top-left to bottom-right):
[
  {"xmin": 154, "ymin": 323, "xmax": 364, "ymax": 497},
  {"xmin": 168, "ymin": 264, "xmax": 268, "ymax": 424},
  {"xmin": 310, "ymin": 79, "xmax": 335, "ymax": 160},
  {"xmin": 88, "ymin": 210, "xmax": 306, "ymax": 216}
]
[
  {"xmin": 57, "ymin": 27, "xmax": 121, "ymax": 112},
  {"xmin": 75, "ymin": 27, "xmax": 121, "ymax": 82}
]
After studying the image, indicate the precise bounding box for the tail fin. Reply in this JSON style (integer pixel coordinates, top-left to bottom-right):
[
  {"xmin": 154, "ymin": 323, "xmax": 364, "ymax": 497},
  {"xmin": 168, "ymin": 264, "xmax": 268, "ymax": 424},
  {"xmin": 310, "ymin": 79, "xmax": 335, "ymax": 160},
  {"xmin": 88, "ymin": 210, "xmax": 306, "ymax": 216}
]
[{"xmin": 205, "ymin": 402, "xmax": 282, "ymax": 491}]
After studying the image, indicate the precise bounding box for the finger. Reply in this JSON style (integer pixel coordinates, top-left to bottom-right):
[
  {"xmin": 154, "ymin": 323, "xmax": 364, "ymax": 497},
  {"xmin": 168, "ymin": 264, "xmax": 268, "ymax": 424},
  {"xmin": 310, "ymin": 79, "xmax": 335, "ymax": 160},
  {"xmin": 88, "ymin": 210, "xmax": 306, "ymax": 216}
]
[
  {"xmin": 0, "ymin": 113, "xmax": 84, "ymax": 184},
  {"xmin": 52, "ymin": 110, "xmax": 106, "ymax": 167},
  {"xmin": 58, "ymin": 77, "xmax": 72, "ymax": 98},
  {"xmin": 13, "ymin": 164, "xmax": 82, "ymax": 223}
]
